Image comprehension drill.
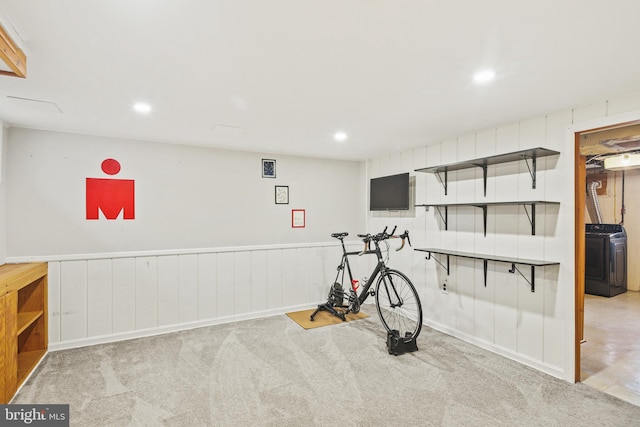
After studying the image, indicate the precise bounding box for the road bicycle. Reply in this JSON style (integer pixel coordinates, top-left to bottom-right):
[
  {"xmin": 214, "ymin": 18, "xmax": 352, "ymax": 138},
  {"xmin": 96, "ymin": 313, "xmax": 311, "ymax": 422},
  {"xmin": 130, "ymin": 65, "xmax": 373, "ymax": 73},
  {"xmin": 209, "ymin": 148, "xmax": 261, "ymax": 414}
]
[{"xmin": 310, "ymin": 226, "xmax": 423, "ymax": 349}]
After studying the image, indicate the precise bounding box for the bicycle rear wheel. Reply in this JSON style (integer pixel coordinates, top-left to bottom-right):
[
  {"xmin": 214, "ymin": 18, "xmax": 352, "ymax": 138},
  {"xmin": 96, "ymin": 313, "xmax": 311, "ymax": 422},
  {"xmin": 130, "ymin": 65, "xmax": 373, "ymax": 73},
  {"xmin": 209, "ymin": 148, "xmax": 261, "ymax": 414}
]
[{"xmin": 375, "ymin": 269, "xmax": 422, "ymax": 340}]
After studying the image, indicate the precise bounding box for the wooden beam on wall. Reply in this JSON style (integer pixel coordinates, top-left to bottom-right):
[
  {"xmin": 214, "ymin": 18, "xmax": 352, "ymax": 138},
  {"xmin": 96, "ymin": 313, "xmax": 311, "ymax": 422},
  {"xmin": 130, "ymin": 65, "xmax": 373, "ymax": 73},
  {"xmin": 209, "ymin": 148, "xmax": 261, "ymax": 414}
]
[{"xmin": 0, "ymin": 24, "xmax": 26, "ymax": 78}]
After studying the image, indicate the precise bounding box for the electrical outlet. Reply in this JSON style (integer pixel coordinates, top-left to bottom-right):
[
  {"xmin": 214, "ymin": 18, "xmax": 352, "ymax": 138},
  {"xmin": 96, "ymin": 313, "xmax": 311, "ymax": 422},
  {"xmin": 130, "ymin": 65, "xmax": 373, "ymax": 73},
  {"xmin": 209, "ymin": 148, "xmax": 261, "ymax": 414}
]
[{"xmin": 441, "ymin": 282, "xmax": 448, "ymax": 295}]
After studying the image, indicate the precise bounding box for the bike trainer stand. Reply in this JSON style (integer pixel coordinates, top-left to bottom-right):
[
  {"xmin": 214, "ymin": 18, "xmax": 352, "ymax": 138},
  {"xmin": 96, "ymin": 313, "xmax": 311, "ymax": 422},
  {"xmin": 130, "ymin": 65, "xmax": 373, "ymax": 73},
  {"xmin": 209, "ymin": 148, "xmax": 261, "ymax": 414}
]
[
  {"xmin": 310, "ymin": 302, "xmax": 346, "ymax": 321},
  {"xmin": 387, "ymin": 329, "xmax": 418, "ymax": 356}
]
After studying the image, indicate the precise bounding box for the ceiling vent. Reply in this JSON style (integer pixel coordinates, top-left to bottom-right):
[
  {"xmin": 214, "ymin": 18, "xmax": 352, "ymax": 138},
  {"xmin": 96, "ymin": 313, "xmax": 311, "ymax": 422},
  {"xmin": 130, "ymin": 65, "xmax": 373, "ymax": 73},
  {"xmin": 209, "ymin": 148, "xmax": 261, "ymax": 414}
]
[{"xmin": 7, "ymin": 96, "xmax": 62, "ymax": 113}]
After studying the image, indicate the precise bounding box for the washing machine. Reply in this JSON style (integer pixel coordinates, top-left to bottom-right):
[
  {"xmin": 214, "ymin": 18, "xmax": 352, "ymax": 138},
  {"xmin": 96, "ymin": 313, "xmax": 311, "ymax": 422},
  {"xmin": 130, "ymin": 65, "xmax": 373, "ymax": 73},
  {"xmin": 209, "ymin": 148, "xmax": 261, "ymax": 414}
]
[{"xmin": 585, "ymin": 223, "xmax": 627, "ymax": 297}]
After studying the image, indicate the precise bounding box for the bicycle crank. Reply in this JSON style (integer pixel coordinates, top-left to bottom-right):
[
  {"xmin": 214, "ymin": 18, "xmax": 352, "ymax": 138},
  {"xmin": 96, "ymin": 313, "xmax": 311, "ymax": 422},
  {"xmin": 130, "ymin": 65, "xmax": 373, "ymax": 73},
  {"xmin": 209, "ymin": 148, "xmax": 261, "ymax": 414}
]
[
  {"xmin": 349, "ymin": 290, "xmax": 360, "ymax": 314},
  {"xmin": 328, "ymin": 283, "xmax": 344, "ymax": 306}
]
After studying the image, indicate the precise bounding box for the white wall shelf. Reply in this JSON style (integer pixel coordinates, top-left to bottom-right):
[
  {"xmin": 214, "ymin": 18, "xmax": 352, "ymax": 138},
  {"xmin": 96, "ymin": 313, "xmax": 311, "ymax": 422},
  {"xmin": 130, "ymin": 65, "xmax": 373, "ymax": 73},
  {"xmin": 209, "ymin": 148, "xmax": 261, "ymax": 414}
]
[
  {"xmin": 414, "ymin": 248, "xmax": 558, "ymax": 292},
  {"xmin": 415, "ymin": 147, "xmax": 560, "ymax": 196},
  {"xmin": 415, "ymin": 200, "xmax": 560, "ymax": 236}
]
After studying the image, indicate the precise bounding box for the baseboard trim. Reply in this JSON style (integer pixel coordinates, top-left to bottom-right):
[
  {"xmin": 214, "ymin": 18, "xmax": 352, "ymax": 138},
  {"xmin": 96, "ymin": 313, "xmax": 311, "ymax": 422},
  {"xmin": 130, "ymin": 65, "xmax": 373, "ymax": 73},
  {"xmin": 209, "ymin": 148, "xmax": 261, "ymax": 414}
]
[
  {"xmin": 48, "ymin": 303, "xmax": 315, "ymax": 352},
  {"xmin": 423, "ymin": 319, "xmax": 565, "ymax": 380}
]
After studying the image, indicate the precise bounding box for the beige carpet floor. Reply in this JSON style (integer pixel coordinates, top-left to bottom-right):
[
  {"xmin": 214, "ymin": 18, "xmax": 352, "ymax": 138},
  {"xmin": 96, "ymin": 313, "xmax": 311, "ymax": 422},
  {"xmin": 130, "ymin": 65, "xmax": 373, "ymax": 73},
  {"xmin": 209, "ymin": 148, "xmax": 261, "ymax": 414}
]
[{"xmin": 12, "ymin": 305, "xmax": 640, "ymax": 426}]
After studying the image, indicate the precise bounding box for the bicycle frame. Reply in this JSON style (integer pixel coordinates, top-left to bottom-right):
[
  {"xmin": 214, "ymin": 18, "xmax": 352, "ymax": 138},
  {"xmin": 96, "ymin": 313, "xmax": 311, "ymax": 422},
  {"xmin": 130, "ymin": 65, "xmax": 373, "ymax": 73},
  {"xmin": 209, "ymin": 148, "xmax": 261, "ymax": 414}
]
[{"xmin": 336, "ymin": 236, "xmax": 389, "ymax": 305}]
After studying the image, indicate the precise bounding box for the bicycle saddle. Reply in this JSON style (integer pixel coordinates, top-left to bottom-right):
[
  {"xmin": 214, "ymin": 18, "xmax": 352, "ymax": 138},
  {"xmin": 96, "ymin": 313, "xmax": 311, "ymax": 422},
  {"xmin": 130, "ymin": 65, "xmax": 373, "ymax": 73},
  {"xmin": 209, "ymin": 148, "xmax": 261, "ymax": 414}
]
[{"xmin": 331, "ymin": 232, "xmax": 349, "ymax": 239}]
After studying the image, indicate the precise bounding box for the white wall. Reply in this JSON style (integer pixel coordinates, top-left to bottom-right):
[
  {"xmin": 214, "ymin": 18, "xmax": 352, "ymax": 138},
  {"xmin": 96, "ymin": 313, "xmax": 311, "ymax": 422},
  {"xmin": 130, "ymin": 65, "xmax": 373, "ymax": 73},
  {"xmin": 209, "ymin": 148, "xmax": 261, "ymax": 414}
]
[
  {"xmin": 366, "ymin": 91, "xmax": 640, "ymax": 381},
  {"xmin": 6, "ymin": 128, "xmax": 365, "ymax": 257},
  {"xmin": 4, "ymin": 127, "xmax": 368, "ymax": 350}
]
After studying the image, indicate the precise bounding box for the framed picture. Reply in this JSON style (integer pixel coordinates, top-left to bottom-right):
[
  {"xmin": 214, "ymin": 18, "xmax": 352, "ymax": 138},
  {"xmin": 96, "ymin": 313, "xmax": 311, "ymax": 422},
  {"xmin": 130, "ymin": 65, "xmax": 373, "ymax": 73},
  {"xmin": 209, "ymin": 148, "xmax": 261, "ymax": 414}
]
[
  {"xmin": 292, "ymin": 209, "xmax": 305, "ymax": 228},
  {"xmin": 275, "ymin": 185, "xmax": 289, "ymax": 204},
  {"xmin": 262, "ymin": 159, "xmax": 276, "ymax": 178}
]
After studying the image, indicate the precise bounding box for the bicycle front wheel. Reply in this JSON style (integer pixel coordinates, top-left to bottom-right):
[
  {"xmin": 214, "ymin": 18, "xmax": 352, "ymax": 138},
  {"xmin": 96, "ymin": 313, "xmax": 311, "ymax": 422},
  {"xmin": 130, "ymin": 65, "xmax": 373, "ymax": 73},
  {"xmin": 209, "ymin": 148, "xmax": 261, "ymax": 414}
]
[{"xmin": 375, "ymin": 269, "xmax": 422, "ymax": 340}]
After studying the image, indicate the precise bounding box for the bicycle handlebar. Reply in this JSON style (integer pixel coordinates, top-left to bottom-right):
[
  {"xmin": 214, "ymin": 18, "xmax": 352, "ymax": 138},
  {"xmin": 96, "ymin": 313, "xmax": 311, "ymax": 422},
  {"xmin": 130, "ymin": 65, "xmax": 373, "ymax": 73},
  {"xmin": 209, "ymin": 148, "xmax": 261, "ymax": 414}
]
[
  {"xmin": 357, "ymin": 227, "xmax": 411, "ymax": 254},
  {"xmin": 394, "ymin": 230, "xmax": 411, "ymax": 251}
]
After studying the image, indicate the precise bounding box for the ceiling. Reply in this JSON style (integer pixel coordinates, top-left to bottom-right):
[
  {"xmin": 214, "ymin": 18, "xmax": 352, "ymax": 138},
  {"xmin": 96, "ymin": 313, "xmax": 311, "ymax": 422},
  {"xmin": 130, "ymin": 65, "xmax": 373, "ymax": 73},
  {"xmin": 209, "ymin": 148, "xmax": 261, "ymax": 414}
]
[
  {"xmin": 1, "ymin": 1, "xmax": 640, "ymax": 161},
  {"xmin": 581, "ymin": 124, "xmax": 640, "ymax": 156}
]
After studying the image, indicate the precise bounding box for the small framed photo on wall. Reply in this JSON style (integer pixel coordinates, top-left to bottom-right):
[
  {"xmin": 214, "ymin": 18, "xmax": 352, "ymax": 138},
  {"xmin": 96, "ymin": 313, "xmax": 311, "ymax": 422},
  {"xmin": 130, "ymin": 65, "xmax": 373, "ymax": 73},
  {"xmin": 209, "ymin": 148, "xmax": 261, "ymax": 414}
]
[
  {"xmin": 292, "ymin": 209, "xmax": 305, "ymax": 228},
  {"xmin": 275, "ymin": 185, "xmax": 289, "ymax": 204},
  {"xmin": 262, "ymin": 159, "xmax": 276, "ymax": 178}
]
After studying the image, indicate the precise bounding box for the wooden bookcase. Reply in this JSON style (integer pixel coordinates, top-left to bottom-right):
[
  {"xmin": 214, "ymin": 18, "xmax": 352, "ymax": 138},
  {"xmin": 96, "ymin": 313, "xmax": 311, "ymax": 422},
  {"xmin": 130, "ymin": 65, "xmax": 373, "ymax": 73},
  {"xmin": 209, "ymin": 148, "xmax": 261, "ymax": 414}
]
[{"xmin": 0, "ymin": 262, "xmax": 48, "ymax": 404}]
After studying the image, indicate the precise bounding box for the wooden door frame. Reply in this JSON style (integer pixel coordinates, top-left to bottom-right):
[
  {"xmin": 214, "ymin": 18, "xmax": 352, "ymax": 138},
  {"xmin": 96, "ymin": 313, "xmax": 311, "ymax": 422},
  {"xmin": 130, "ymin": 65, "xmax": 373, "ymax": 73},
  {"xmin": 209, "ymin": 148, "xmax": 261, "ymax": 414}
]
[
  {"xmin": 574, "ymin": 133, "xmax": 585, "ymax": 382},
  {"xmin": 572, "ymin": 114, "xmax": 640, "ymax": 383}
]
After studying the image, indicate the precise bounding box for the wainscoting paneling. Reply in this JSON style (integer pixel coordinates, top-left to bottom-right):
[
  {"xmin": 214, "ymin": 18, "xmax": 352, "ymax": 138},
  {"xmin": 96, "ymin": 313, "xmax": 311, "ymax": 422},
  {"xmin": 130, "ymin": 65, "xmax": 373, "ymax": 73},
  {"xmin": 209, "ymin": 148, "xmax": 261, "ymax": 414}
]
[{"xmin": 39, "ymin": 243, "xmax": 339, "ymax": 350}]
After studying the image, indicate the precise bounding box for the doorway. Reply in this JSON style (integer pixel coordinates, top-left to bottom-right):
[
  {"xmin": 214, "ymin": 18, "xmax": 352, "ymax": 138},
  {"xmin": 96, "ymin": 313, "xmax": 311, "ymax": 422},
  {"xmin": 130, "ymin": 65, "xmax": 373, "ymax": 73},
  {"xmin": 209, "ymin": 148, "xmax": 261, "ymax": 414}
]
[{"xmin": 575, "ymin": 120, "xmax": 640, "ymax": 406}]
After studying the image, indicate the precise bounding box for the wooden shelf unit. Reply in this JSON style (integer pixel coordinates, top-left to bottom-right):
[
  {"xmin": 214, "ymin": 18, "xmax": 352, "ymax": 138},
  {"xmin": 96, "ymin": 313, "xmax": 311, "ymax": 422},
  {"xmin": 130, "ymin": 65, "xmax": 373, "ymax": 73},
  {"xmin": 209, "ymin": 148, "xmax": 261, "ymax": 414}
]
[{"xmin": 0, "ymin": 262, "xmax": 48, "ymax": 404}]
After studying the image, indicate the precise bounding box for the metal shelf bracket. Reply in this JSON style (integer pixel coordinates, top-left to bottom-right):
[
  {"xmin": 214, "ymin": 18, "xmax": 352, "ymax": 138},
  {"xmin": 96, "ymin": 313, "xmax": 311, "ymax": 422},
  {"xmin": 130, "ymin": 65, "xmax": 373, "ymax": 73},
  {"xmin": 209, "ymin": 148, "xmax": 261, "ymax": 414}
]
[
  {"xmin": 435, "ymin": 170, "xmax": 448, "ymax": 195},
  {"xmin": 523, "ymin": 154, "xmax": 537, "ymax": 189},
  {"xmin": 521, "ymin": 203, "xmax": 536, "ymax": 235},
  {"xmin": 425, "ymin": 252, "xmax": 450, "ymax": 275},
  {"xmin": 470, "ymin": 163, "xmax": 488, "ymax": 196},
  {"xmin": 434, "ymin": 206, "xmax": 448, "ymax": 231},
  {"xmin": 508, "ymin": 263, "xmax": 536, "ymax": 292}
]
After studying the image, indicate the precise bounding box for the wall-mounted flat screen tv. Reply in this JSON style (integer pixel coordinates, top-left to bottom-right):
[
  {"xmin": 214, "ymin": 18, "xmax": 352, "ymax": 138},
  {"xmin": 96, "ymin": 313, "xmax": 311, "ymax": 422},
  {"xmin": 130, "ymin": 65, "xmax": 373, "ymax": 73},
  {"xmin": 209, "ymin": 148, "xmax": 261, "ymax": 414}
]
[{"xmin": 369, "ymin": 172, "xmax": 410, "ymax": 211}]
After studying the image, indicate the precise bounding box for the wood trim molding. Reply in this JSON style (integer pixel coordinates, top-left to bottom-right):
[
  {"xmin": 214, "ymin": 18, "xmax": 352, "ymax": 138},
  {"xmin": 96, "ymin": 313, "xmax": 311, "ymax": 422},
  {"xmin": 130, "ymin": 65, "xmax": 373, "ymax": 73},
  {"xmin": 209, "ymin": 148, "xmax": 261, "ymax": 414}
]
[
  {"xmin": 0, "ymin": 24, "xmax": 26, "ymax": 78},
  {"xmin": 574, "ymin": 132, "xmax": 586, "ymax": 383}
]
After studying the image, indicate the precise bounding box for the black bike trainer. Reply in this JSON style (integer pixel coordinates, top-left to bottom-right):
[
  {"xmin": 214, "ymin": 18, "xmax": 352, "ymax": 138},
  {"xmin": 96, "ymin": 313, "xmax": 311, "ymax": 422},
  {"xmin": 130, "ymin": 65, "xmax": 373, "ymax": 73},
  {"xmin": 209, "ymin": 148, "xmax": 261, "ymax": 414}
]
[{"xmin": 386, "ymin": 330, "xmax": 418, "ymax": 356}]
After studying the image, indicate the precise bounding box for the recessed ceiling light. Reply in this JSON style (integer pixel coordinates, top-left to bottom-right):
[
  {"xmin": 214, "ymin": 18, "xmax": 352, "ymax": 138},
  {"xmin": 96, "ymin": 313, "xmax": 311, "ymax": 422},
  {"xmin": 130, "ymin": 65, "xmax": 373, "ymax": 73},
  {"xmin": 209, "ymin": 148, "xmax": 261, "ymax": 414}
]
[
  {"xmin": 133, "ymin": 102, "xmax": 152, "ymax": 114},
  {"xmin": 473, "ymin": 70, "xmax": 496, "ymax": 84},
  {"xmin": 334, "ymin": 131, "xmax": 348, "ymax": 142}
]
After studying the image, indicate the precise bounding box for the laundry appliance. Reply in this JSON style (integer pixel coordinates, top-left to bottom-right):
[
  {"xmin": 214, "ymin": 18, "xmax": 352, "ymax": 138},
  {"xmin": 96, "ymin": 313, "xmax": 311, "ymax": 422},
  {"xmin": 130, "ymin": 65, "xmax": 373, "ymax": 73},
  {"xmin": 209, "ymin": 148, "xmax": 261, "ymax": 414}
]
[{"xmin": 585, "ymin": 223, "xmax": 627, "ymax": 297}]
